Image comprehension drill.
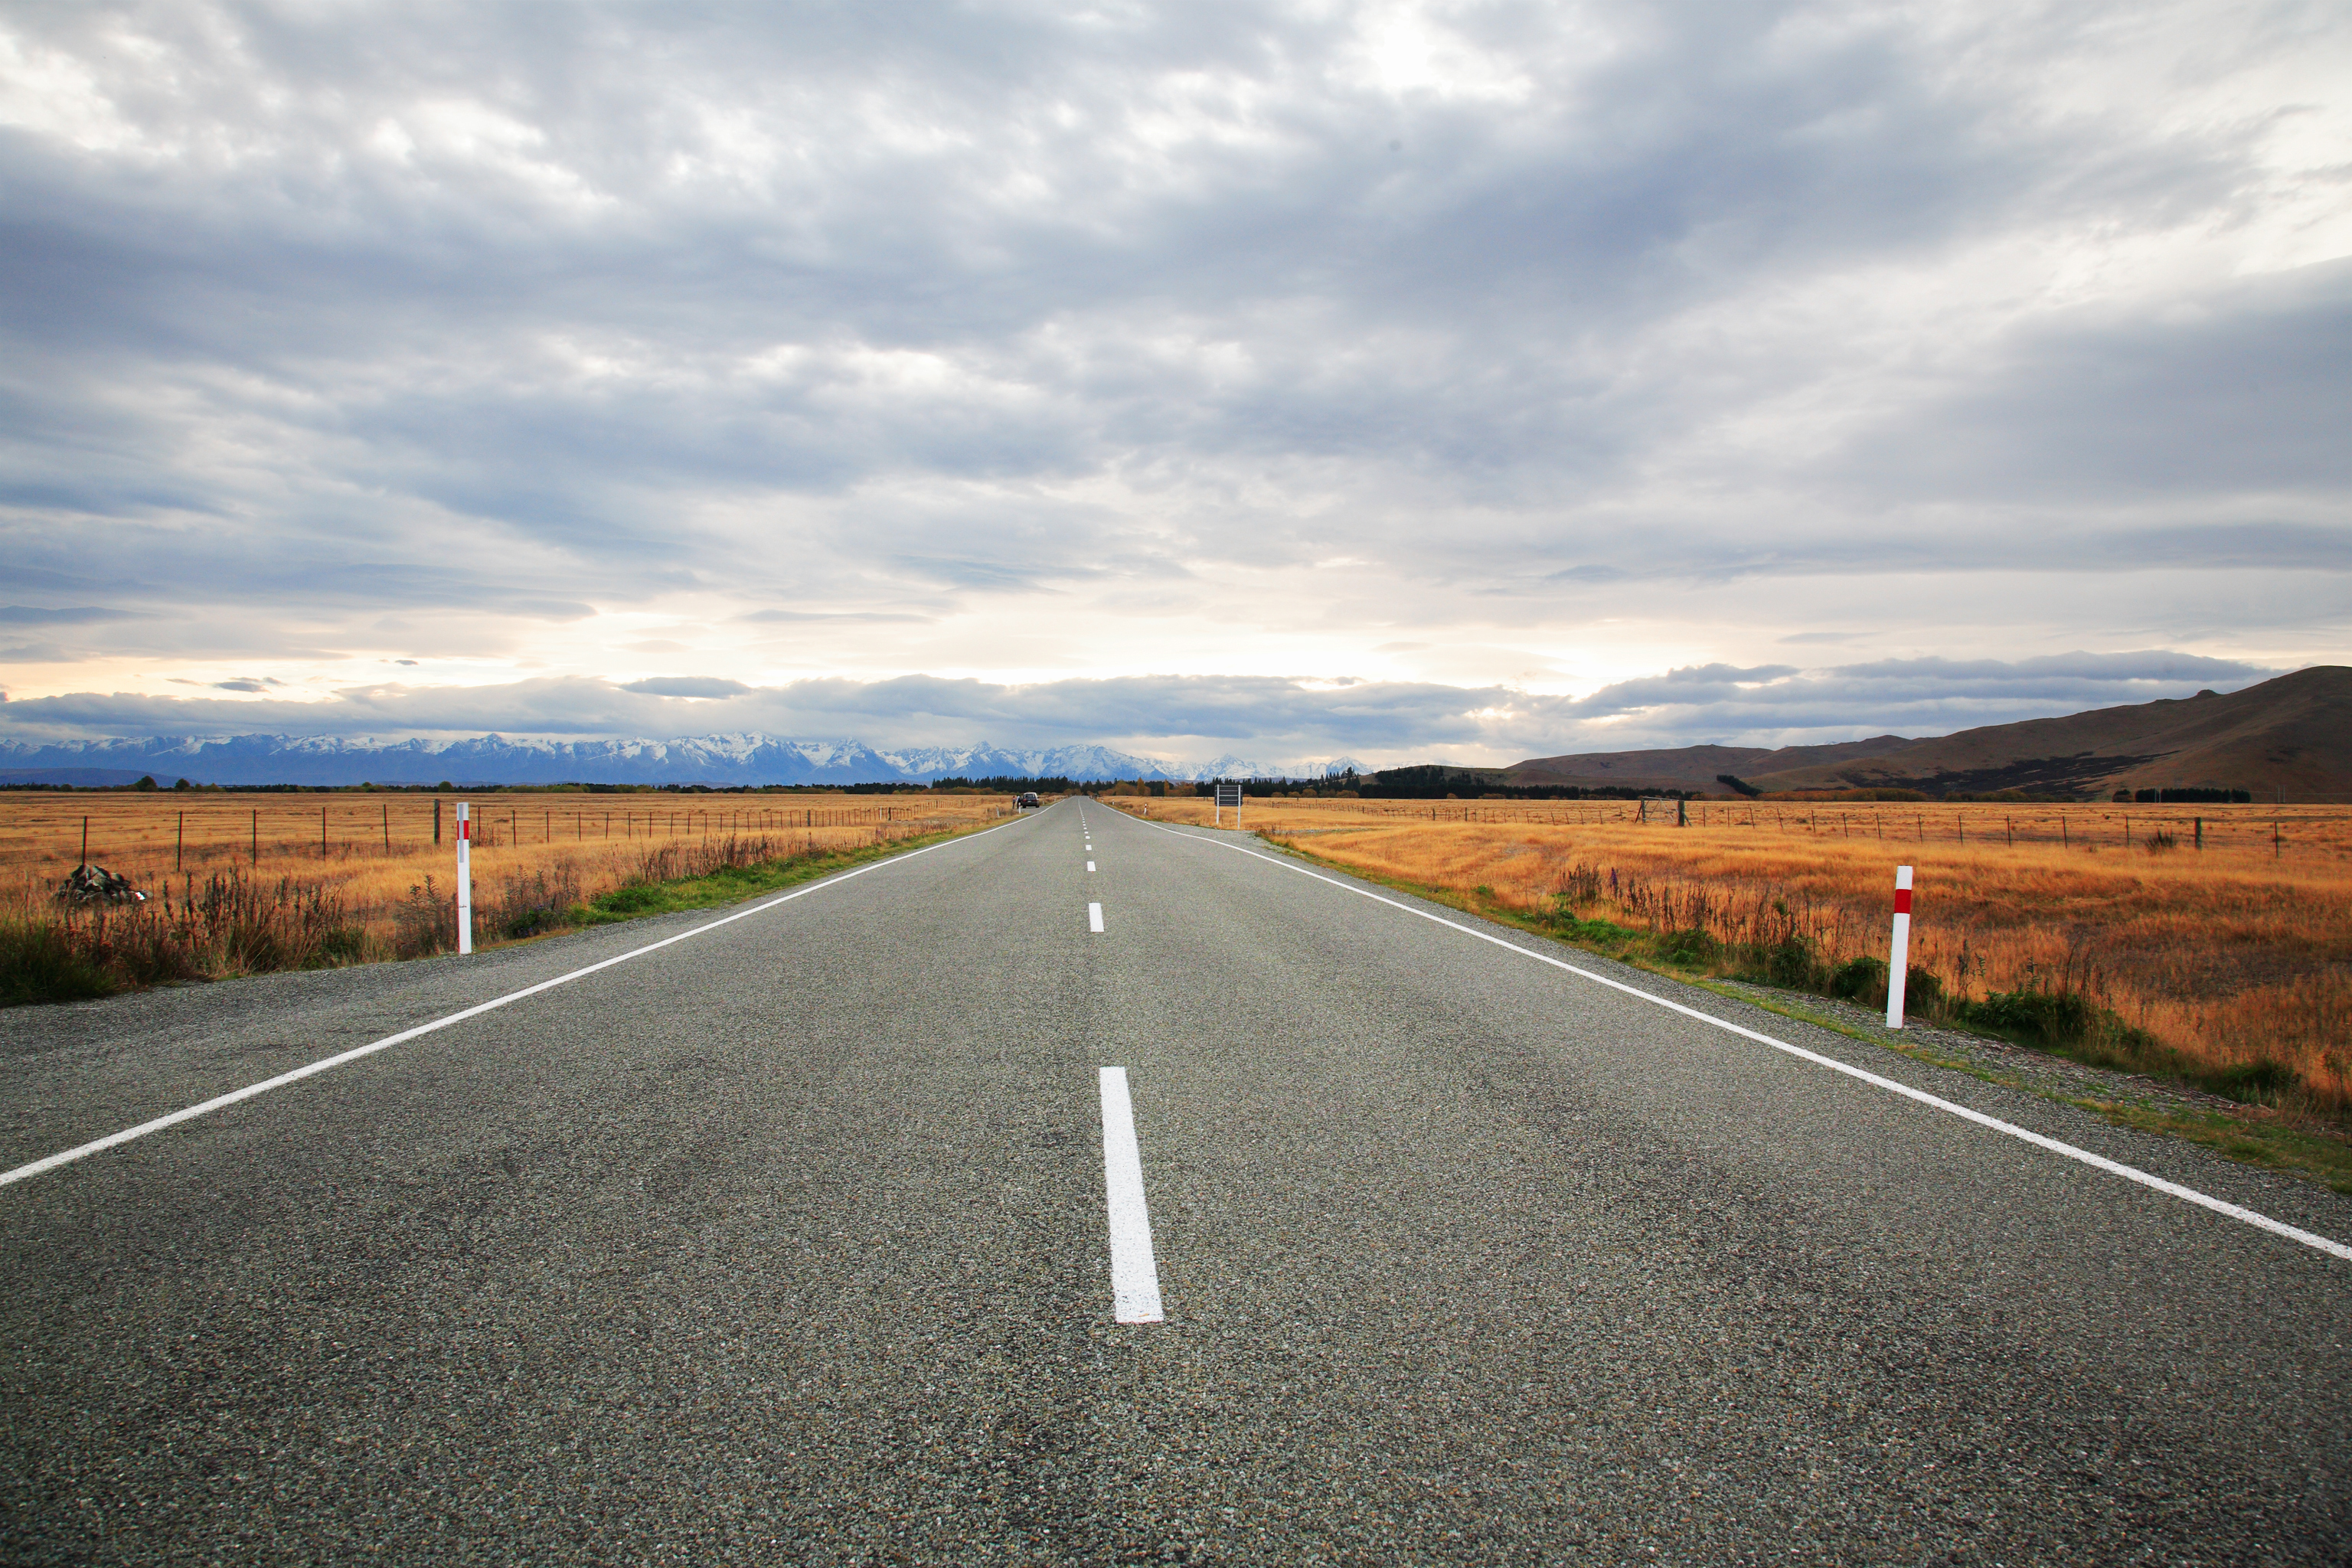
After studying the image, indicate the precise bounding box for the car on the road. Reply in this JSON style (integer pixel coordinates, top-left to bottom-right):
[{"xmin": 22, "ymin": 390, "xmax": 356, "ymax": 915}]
[{"xmin": 1017, "ymin": 792, "xmax": 1040, "ymax": 809}]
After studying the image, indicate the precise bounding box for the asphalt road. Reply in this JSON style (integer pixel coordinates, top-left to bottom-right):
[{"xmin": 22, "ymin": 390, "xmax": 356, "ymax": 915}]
[{"xmin": 3, "ymin": 797, "xmax": 2347, "ymax": 1565}]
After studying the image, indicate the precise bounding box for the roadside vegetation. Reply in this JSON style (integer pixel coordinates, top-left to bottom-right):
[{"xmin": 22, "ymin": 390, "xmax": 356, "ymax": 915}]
[
  {"xmin": 1, "ymin": 796, "xmax": 1016, "ymax": 1007},
  {"xmin": 1108, "ymin": 795, "xmax": 2352, "ymax": 1186}
]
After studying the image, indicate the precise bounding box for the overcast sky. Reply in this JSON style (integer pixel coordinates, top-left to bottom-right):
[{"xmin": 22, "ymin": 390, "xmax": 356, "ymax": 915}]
[{"xmin": 2, "ymin": 0, "xmax": 2344, "ymax": 766}]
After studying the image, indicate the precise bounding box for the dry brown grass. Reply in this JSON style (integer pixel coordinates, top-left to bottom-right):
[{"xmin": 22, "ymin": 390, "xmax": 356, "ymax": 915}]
[
  {"xmin": 1, "ymin": 791, "xmax": 1017, "ymax": 972},
  {"xmin": 1110, "ymin": 795, "xmax": 2352, "ymax": 1116}
]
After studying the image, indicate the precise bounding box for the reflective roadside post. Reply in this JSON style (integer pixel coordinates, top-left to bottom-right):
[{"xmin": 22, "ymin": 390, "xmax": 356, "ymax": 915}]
[
  {"xmin": 1885, "ymin": 865, "xmax": 1913, "ymax": 1027},
  {"xmin": 456, "ymin": 801, "xmax": 474, "ymax": 955}
]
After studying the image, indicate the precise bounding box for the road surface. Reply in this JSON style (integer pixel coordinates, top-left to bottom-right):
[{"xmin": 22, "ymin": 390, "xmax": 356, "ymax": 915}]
[{"xmin": 3, "ymin": 798, "xmax": 2347, "ymax": 1563}]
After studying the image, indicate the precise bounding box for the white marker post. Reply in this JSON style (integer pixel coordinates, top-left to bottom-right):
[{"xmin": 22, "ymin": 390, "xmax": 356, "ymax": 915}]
[
  {"xmin": 1884, "ymin": 864, "xmax": 1913, "ymax": 1027},
  {"xmin": 455, "ymin": 801, "xmax": 474, "ymax": 955}
]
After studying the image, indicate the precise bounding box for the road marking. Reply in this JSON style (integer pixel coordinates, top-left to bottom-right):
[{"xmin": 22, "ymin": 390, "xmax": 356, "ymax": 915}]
[
  {"xmin": 1088, "ymin": 901, "xmax": 1105, "ymax": 933},
  {"xmin": 1098, "ymin": 1067, "xmax": 1165, "ymax": 1324},
  {"xmin": 1130, "ymin": 815, "xmax": 2352, "ymax": 1265},
  {"xmin": 1087, "ymin": 861, "xmax": 1096, "ymax": 872},
  {"xmin": 1, "ymin": 815, "xmax": 1035, "ymax": 1193}
]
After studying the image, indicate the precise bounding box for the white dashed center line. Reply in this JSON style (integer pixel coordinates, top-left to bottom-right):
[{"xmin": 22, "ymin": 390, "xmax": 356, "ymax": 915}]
[
  {"xmin": 1088, "ymin": 901, "xmax": 1105, "ymax": 933},
  {"xmin": 1097, "ymin": 1067, "xmax": 1165, "ymax": 1324},
  {"xmin": 1087, "ymin": 861, "xmax": 1096, "ymax": 872}
]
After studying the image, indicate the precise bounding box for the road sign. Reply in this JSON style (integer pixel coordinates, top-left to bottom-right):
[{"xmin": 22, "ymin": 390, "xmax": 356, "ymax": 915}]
[{"xmin": 1214, "ymin": 780, "xmax": 1243, "ymax": 826}]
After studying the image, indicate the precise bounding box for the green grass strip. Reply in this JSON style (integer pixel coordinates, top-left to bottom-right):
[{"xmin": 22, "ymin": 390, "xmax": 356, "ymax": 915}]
[{"xmin": 560, "ymin": 821, "xmax": 998, "ymax": 929}]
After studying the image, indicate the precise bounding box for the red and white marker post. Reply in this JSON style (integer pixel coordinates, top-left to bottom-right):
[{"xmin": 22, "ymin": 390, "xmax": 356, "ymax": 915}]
[
  {"xmin": 455, "ymin": 801, "xmax": 474, "ymax": 955},
  {"xmin": 1885, "ymin": 864, "xmax": 1913, "ymax": 1027}
]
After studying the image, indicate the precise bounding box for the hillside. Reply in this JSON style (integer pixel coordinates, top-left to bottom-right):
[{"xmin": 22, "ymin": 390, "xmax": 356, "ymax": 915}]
[
  {"xmin": 1749, "ymin": 665, "xmax": 2349, "ymax": 800},
  {"xmin": 1503, "ymin": 737, "xmax": 1915, "ymax": 795},
  {"xmin": 1500, "ymin": 666, "xmax": 2350, "ymax": 802}
]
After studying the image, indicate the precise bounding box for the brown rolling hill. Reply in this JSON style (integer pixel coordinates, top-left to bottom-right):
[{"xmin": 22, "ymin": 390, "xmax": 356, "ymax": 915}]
[
  {"xmin": 1501, "ymin": 665, "xmax": 2350, "ymax": 801},
  {"xmin": 1749, "ymin": 665, "xmax": 2349, "ymax": 800},
  {"xmin": 1501, "ymin": 737, "xmax": 1916, "ymax": 795}
]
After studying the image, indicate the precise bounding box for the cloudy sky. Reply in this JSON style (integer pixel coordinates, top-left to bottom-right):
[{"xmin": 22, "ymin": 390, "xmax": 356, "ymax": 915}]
[{"xmin": 2, "ymin": 0, "xmax": 2344, "ymax": 767}]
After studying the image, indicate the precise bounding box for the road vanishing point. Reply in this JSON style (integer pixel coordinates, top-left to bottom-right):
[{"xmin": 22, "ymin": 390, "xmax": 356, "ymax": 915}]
[{"xmin": 4, "ymin": 799, "xmax": 2347, "ymax": 1563}]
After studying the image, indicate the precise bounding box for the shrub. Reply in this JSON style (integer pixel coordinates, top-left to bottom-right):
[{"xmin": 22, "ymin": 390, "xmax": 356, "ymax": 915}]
[
  {"xmin": 488, "ymin": 863, "xmax": 584, "ymax": 941},
  {"xmin": 1830, "ymin": 955, "xmax": 1888, "ymax": 1004},
  {"xmin": 312, "ymin": 926, "xmax": 368, "ymax": 967},
  {"xmin": 1657, "ymin": 928, "xmax": 1721, "ymax": 966},
  {"xmin": 392, "ymin": 877, "xmax": 457, "ymax": 959},
  {"xmin": 0, "ymin": 919, "xmax": 116, "ymax": 1006},
  {"xmin": 1763, "ymin": 937, "xmax": 1819, "ymax": 989},
  {"xmin": 1550, "ymin": 864, "xmax": 1604, "ymax": 907},
  {"xmin": 2202, "ymin": 1060, "xmax": 2294, "ymax": 1102},
  {"xmin": 593, "ymin": 884, "xmax": 666, "ymax": 916},
  {"xmin": 1547, "ymin": 913, "xmax": 1634, "ymax": 944},
  {"xmin": 1958, "ymin": 986, "xmax": 2094, "ymax": 1047},
  {"xmin": 94, "ymin": 909, "xmax": 209, "ymax": 987},
  {"xmin": 1903, "ymin": 965, "xmax": 1948, "ymax": 1017}
]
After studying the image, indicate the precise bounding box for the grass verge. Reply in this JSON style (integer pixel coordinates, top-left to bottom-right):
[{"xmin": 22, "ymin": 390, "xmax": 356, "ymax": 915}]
[
  {"xmin": 2, "ymin": 818, "xmax": 1004, "ymax": 1005},
  {"xmin": 568, "ymin": 828, "xmax": 976, "ymax": 926},
  {"xmin": 1255, "ymin": 828, "xmax": 2352, "ymax": 1197}
]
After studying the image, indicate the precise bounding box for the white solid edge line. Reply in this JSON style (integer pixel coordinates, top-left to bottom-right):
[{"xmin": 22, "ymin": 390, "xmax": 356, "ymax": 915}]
[
  {"xmin": 1098, "ymin": 1066, "xmax": 1165, "ymax": 1323},
  {"xmin": 1128, "ymin": 813, "xmax": 2352, "ymax": 1265},
  {"xmin": 1088, "ymin": 901, "xmax": 1106, "ymax": 933},
  {"xmin": 1, "ymin": 813, "xmax": 1035, "ymax": 1192}
]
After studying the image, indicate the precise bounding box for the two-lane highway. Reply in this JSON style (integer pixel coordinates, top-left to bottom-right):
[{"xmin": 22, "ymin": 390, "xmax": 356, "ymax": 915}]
[{"xmin": 3, "ymin": 797, "xmax": 2347, "ymax": 1563}]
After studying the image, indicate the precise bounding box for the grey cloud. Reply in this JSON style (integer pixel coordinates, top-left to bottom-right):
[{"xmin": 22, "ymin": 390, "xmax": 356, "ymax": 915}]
[
  {"xmin": 1540, "ymin": 652, "xmax": 2281, "ymax": 752},
  {"xmin": 1836, "ymin": 263, "xmax": 2352, "ymax": 506},
  {"xmin": 0, "ymin": 606, "xmax": 139, "ymax": 625},
  {"xmin": 737, "ymin": 610, "xmax": 933, "ymax": 625},
  {"xmin": 0, "ymin": 652, "xmax": 2287, "ymax": 762},
  {"xmin": 0, "ymin": 671, "xmax": 1550, "ymax": 755},
  {"xmin": 1824, "ymin": 652, "xmax": 2266, "ymax": 686},
  {"xmin": 0, "ymin": 0, "xmax": 2341, "ymax": 702},
  {"xmin": 1568, "ymin": 664, "xmax": 1803, "ymax": 717},
  {"xmin": 619, "ymin": 677, "xmax": 753, "ymax": 699}
]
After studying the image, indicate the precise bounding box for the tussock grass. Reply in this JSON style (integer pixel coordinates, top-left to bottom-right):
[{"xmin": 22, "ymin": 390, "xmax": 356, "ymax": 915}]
[{"xmin": 0, "ymin": 794, "xmax": 1013, "ymax": 1004}]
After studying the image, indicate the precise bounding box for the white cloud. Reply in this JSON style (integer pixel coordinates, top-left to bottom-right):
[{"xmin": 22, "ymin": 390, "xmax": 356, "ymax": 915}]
[
  {"xmin": 0, "ymin": 0, "xmax": 2341, "ymax": 749},
  {"xmin": 0, "ymin": 652, "xmax": 2282, "ymax": 766}
]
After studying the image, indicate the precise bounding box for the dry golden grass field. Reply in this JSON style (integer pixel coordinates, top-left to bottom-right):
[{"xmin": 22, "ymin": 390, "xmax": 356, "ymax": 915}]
[
  {"xmin": 1111, "ymin": 795, "xmax": 2351, "ymax": 1119},
  {"xmin": 2, "ymin": 791, "xmax": 1017, "ymax": 991}
]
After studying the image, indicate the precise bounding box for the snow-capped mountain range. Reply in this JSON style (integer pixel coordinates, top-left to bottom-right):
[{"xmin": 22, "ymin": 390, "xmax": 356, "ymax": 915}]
[{"xmin": 0, "ymin": 733, "xmax": 1372, "ymax": 788}]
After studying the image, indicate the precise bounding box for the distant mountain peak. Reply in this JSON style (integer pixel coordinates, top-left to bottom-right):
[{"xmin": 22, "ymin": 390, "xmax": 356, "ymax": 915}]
[{"xmin": 0, "ymin": 731, "xmax": 1344, "ymax": 787}]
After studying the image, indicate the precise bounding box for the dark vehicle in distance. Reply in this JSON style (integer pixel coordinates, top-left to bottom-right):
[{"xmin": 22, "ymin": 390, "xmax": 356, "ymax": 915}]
[{"xmin": 1018, "ymin": 792, "xmax": 1040, "ymax": 809}]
